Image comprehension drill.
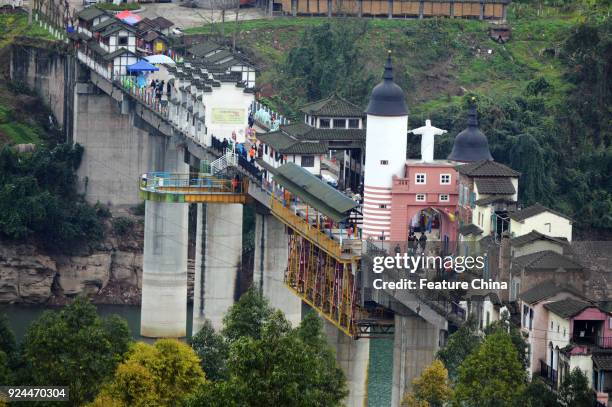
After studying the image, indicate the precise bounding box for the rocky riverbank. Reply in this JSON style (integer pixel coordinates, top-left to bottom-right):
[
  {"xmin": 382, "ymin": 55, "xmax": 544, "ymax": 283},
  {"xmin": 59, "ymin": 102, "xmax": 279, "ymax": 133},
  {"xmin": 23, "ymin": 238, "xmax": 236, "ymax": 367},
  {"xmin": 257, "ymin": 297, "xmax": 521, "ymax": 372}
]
[{"xmin": 0, "ymin": 216, "xmax": 145, "ymax": 305}]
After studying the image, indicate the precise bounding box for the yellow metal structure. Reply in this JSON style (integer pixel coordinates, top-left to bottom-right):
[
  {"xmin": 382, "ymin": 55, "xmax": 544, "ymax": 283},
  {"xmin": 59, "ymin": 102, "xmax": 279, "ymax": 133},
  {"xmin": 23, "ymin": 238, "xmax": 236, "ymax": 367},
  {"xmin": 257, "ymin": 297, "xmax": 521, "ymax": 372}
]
[{"xmin": 139, "ymin": 173, "xmax": 249, "ymax": 204}]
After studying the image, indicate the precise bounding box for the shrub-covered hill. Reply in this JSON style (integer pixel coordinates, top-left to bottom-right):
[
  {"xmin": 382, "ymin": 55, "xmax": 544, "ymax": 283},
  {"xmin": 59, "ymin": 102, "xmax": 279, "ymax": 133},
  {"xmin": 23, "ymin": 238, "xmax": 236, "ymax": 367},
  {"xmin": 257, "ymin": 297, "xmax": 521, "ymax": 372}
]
[{"xmin": 186, "ymin": 2, "xmax": 612, "ymax": 234}]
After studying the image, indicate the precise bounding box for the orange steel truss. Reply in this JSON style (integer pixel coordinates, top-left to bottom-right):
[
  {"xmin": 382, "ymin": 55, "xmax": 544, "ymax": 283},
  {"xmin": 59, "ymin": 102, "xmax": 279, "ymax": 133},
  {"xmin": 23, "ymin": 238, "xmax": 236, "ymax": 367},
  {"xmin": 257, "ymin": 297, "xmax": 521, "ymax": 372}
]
[{"xmin": 285, "ymin": 231, "xmax": 358, "ymax": 337}]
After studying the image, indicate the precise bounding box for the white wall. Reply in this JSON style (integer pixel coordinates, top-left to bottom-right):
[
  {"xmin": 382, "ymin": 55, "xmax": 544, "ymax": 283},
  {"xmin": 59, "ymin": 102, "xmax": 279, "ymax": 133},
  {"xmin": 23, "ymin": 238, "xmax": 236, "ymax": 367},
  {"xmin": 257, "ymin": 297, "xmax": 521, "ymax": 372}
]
[
  {"xmin": 363, "ymin": 114, "xmax": 408, "ymax": 188},
  {"xmin": 203, "ymin": 82, "xmax": 254, "ymax": 143},
  {"xmin": 289, "ymin": 154, "xmax": 321, "ymax": 175},
  {"xmin": 511, "ymin": 212, "xmax": 573, "ymax": 241},
  {"xmin": 513, "ymin": 240, "xmax": 565, "ymax": 257}
]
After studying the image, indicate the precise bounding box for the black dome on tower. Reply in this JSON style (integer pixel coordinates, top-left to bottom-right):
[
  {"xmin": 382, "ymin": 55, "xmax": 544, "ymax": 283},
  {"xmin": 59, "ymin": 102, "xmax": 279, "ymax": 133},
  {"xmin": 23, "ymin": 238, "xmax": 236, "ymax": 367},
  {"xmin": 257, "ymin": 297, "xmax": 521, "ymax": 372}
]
[
  {"xmin": 365, "ymin": 52, "xmax": 409, "ymax": 117},
  {"xmin": 448, "ymin": 103, "xmax": 493, "ymax": 162}
]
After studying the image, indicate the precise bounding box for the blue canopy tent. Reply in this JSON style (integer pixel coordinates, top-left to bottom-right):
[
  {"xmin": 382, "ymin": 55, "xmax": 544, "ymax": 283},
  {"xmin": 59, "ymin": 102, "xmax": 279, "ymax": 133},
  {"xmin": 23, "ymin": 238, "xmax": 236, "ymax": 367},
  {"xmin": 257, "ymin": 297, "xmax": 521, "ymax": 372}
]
[
  {"xmin": 127, "ymin": 60, "xmax": 159, "ymax": 73},
  {"xmin": 126, "ymin": 60, "xmax": 159, "ymax": 89}
]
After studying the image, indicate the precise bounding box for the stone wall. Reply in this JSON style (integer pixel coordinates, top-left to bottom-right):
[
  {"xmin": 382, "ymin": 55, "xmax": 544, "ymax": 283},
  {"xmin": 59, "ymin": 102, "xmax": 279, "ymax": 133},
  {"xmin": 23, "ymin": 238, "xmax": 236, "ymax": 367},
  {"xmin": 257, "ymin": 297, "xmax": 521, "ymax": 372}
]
[{"xmin": 10, "ymin": 44, "xmax": 77, "ymax": 140}]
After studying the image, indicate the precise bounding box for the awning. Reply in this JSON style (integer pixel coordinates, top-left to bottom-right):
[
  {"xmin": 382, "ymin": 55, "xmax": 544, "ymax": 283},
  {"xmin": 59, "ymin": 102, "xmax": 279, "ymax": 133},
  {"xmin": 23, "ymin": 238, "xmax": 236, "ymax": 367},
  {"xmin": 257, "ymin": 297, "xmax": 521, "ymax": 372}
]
[
  {"xmin": 272, "ymin": 162, "xmax": 358, "ymax": 222},
  {"xmin": 145, "ymin": 54, "xmax": 175, "ymax": 65},
  {"xmin": 127, "ymin": 60, "xmax": 159, "ymax": 73},
  {"xmin": 116, "ymin": 10, "xmax": 141, "ymax": 25}
]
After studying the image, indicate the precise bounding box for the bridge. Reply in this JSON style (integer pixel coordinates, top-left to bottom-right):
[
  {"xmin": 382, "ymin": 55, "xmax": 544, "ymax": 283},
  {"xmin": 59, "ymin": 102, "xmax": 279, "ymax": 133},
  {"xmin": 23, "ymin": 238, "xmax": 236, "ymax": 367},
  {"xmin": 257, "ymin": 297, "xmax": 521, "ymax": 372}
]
[{"xmin": 11, "ymin": 9, "xmax": 467, "ymax": 405}]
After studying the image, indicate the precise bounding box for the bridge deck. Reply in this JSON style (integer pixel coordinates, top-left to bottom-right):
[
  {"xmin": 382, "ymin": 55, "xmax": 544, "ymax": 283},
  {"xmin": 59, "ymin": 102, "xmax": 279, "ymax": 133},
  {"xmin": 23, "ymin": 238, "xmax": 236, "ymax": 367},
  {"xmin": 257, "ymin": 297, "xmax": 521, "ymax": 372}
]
[{"xmin": 139, "ymin": 173, "xmax": 249, "ymax": 204}]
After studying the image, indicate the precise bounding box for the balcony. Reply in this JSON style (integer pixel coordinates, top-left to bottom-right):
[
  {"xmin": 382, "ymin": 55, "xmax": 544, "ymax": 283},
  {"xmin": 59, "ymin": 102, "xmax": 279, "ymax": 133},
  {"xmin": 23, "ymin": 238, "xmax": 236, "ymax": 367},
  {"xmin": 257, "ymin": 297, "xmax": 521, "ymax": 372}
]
[
  {"xmin": 572, "ymin": 334, "xmax": 612, "ymax": 349},
  {"xmin": 539, "ymin": 360, "xmax": 558, "ymax": 389}
]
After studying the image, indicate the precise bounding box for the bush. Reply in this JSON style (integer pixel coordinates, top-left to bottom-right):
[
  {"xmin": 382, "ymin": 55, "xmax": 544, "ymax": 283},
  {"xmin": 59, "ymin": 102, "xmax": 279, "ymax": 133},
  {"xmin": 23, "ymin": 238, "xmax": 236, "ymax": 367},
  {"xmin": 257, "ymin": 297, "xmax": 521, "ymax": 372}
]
[{"xmin": 113, "ymin": 217, "xmax": 135, "ymax": 236}]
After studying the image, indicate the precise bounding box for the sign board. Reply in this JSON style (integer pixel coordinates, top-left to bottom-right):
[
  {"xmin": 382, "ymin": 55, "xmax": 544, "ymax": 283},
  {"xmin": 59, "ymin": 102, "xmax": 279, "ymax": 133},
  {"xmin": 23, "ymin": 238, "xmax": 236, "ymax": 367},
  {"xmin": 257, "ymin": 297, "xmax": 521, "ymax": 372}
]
[{"xmin": 211, "ymin": 108, "xmax": 245, "ymax": 125}]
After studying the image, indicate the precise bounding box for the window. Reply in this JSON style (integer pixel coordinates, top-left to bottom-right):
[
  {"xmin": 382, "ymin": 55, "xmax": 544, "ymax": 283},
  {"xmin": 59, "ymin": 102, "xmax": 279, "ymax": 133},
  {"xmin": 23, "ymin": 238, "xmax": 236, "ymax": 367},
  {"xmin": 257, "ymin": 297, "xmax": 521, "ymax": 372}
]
[
  {"xmin": 333, "ymin": 119, "xmax": 346, "ymax": 128},
  {"xmin": 415, "ymin": 173, "xmax": 426, "ymax": 184},
  {"xmin": 551, "ymin": 321, "xmax": 554, "ymax": 329},
  {"xmin": 118, "ymin": 36, "xmax": 128, "ymax": 46},
  {"xmin": 523, "ymin": 305, "xmax": 529, "ymax": 327},
  {"xmin": 319, "ymin": 119, "xmax": 330, "ymax": 128},
  {"xmin": 379, "ymin": 204, "xmax": 387, "ymax": 209},
  {"xmin": 439, "ymin": 194, "xmax": 449, "ymax": 202},
  {"xmin": 348, "ymin": 119, "xmax": 359, "ymax": 129},
  {"xmin": 545, "ymin": 222, "xmax": 551, "ymax": 233},
  {"xmin": 301, "ymin": 155, "xmax": 314, "ymax": 168},
  {"xmin": 440, "ymin": 174, "xmax": 451, "ymax": 184},
  {"xmin": 416, "ymin": 194, "xmax": 426, "ymax": 202},
  {"xmin": 380, "ymin": 160, "xmax": 388, "ymax": 165}
]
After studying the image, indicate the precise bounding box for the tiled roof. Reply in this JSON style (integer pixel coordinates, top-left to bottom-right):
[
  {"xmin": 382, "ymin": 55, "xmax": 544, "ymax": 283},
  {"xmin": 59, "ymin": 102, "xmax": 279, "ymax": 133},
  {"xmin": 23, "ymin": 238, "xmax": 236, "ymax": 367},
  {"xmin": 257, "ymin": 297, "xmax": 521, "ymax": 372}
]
[
  {"xmin": 456, "ymin": 160, "xmax": 520, "ymax": 177},
  {"xmin": 257, "ymin": 131, "xmax": 328, "ymax": 155},
  {"xmin": 103, "ymin": 48, "xmax": 137, "ymax": 61},
  {"xmin": 519, "ymin": 279, "xmax": 585, "ymax": 304},
  {"xmin": 188, "ymin": 42, "xmax": 223, "ymax": 58},
  {"xmin": 100, "ymin": 22, "xmax": 138, "ymax": 37},
  {"xmin": 512, "ymin": 250, "xmax": 583, "ymax": 272},
  {"xmin": 511, "ymin": 230, "xmax": 568, "ymax": 247},
  {"xmin": 91, "ymin": 17, "xmax": 116, "ymax": 32},
  {"xmin": 77, "ymin": 6, "xmax": 106, "ymax": 22},
  {"xmin": 474, "ymin": 195, "xmax": 515, "ymax": 206},
  {"xmin": 280, "ymin": 123, "xmax": 365, "ymax": 142},
  {"xmin": 509, "ymin": 203, "xmax": 573, "ymax": 222},
  {"xmin": 142, "ymin": 31, "xmax": 160, "ymax": 42},
  {"xmin": 544, "ymin": 298, "xmax": 592, "ymax": 318},
  {"xmin": 301, "ymin": 95, "xmax": 364, "ymax": 117},
  {"xmin": 458, "ymin": 223, "xmax": 483, "ymax": 236},
  {"xmin": 475, "ymin": 178, "xmax": 516, "ymax": 195},
  {"xmin": 593, "ymin": 355, "xmax": 612, "ymax": 370},
  {"xmin": 150, "ymin": 16, "xmax": 174, "ymax": 29}
]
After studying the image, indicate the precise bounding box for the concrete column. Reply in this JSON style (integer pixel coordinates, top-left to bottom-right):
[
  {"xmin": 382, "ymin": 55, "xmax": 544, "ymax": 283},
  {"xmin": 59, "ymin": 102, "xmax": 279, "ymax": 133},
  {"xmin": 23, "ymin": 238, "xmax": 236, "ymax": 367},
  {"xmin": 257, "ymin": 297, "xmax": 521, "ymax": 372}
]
[
  {"xmin": 256, "ymin": 214, "xmax": 301, "ymax": 326},
  {"xmin": 479, "ymin": 2, "xmax": 484, "ymax": 20},
  {"xmin": 193, "ymin": 203, "xmax": 206, "ymax": 334},
  {"xmin": 418, "ymin": 0, "xmax": 424, "ymax": 18},
  {"xmin": 202, "ymin": 203, "xmax": 243, "ymax": 330},
  {"xmin": 358, "ymin": 0, "xmax": 362, "ymax": 17},
  {"xmin": 141, "ymin": 143, "xmax": 189, "ymax": 338},
  {"xmin": 450, "ymin": 1, "xmax": 454, "ymax": 18},
  {"xmin": 391, "ymin": 315, "xmax": 441, "ymax": 406},
  {"xmin": 388, "ymin": 0, "xmax": 392, "ymax": 18},
  {"xmin": 291, "ymin": 0, "xmax": 297, "ymax": 16},
  {"xmin": 325, "ymin": 320, "xmax": 370, "ymax": 407}
]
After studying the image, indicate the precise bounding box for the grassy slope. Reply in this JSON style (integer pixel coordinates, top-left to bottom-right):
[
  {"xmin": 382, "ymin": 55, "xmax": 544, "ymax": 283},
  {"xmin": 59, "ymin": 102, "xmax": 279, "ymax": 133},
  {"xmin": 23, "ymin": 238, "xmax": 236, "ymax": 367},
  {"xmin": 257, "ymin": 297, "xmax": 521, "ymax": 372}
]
[
  {"xmin": 0, "ymin": 12, "xmax": 57, "ymax": 146},
  {"xmin": 185, "ymin": 6, "xmax": 579, "ymax": 118}
]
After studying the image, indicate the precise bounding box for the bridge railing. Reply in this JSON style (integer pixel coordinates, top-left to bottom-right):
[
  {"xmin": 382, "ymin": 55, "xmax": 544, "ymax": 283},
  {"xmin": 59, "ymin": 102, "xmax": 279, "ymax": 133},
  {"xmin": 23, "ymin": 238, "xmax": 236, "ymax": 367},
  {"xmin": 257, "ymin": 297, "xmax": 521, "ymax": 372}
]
[
  {"xmin": 119, "ymin": 76, "xmax": 169, "ymax": 118},
  {"xmin": 140, "ymin": 173, "xmax": 248, "ymax": 195}
]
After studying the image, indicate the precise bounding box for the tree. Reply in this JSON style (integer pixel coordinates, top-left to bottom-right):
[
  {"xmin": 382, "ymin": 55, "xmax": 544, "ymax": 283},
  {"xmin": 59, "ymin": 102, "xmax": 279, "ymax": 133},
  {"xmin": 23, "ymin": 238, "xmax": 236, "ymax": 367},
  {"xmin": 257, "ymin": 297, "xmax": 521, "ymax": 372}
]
[
  {"xmin": 0, "ymin": 350, "xmax": 11, "ymax": 386},
  {"xmin": 190, "ymin": 319, "xmax": 229, "ymax": 381},
  {"xmin": 0, "ymin": 313, "xmax": 16, "ymax": 358},
  {"xmin": 20, "ymin": 297, "xmax": 132, "ymax": 406},
  {"xmin": 558, "ymin": 367, "xmax": 593, "ymax": 407},
  {"xmin": 520, "ymin": 377, "xmax": 561, "ymax": 407},
  {"xmin": 90, "ymin": 339, "xmax": 206, "ymax": 407},
  {"xmin": 454, "ymin": 330, "xmax": 527, "ymax": 407},
  {"xmin": 185, "ymin": 298, "xmax": 347, "ymax": 407},
  {"xmin": 221, "ymin": 288, "xmax": 273, "ymax": 343},
  {"xmin": 484, "ymin": 311, "xmax": 529, "ymax": 370},
  {"xmin": 401, "ymin": 360, "xmax": 452, "ymax": 407},
  {"xmin": 436, "ymin": 316, "xmax": 481, "ymax": 382}
]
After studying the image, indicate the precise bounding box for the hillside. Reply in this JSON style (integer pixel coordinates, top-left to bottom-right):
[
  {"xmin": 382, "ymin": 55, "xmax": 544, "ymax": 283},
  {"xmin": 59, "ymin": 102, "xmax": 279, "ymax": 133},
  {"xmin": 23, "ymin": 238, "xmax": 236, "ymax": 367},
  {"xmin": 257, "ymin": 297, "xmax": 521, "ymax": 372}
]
[
  {"xmin": 0, "ymin": 12, "xmax": 58, "ymax": 146},
  {"xmin": 186, "ymin": 2, "xmax": 612, "ymax": 234}
]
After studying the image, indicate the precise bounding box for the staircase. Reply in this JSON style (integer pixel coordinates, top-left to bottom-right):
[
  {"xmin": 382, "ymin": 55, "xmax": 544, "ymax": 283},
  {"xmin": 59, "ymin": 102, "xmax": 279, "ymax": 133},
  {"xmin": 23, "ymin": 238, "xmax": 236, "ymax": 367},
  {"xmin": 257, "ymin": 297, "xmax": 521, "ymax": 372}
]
[{"xmin": 209, "ymin": 149, "xmax": 238, "ymax": 175}]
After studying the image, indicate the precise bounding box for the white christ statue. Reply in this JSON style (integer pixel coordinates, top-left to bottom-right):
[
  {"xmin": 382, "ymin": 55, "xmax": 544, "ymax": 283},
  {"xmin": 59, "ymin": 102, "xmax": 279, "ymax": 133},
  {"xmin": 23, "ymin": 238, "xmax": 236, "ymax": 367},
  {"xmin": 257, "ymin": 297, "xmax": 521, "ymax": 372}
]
[{"xmin": 410, "ymin": 120, "xmax": 447, "ymax": 163}]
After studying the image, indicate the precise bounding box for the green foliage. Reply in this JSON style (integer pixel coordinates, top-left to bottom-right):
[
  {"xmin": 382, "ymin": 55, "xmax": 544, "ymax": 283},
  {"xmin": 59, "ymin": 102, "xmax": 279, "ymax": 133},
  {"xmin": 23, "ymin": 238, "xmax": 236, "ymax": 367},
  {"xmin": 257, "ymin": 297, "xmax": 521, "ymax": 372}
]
[
  {"xmin": 113, "ymin": 217, "xmax": 135, "ymax": 236},
  {"xmin": 185, "ymin": 294, "xmax": 347, "ymax": 407},
  {"xmin": 519, "ymin": 377, "xmax": 561, "ymax": 407},
  {"xmin": 221, "ymin": 288, "xmax": 273, "ymax": 342},
  {"xmin": 190, "ymin": 319, "xmax": 229, "ymax": 381},
  {"xmin": 401, "ymin": 360, "xmax": 452, "ymax": 407},
  {"xmin": 131, "ymin": 201, "xmax": 145, "ymax": 216},
  {"xmin": 0, "ymin": 350, "xmax": 11, "ymax": 386},
  {"xmin": 557, "ymin": 367, "xmax": 593, "ymax": 407},
  {"xmin": 19, "ymin": 298, "xmax": 132, "ymax": 406},
  {"xmin": 91, "ymin": 339, "xmax": 206, "ymax": 407},
  {"xmin": 454, "ymin": 330, "xmax": 527, "ymax": 407},
  {"xmin": 484, "ymin": 312, "xmax": 529, "ymax": 370},
  {"xmin": 436, "ymin": 317, "xmax": 481, "ymax": 382},
  {"xmin": 0, "ymin": 314, "xmax": 16, "ymax": 358},
  {"xmin": 0, "ymin": 144, "xmax": 104, "ymax": 251}
]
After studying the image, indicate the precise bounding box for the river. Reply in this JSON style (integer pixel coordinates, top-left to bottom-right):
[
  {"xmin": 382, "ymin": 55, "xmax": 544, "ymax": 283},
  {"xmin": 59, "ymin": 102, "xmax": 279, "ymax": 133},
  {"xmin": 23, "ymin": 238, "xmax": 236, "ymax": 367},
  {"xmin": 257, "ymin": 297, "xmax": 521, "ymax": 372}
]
[{"xmin": 0, "ymin": 303, "xmax": 194, "ymax": 342}]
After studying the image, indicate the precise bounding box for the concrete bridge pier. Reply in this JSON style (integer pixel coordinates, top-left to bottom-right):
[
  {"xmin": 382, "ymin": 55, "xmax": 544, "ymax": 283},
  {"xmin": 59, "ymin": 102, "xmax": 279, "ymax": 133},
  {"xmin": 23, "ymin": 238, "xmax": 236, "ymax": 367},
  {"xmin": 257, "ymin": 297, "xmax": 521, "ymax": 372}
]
[
  {"xmin": 253, "ymin": 212, "xmax": 302, "ymax": 326},
  {"xmin": 390, "ymin": 314, "xmax": 442, "ymax": 405},
  {"xmin": 324, "ymin": 320, "xmax": 370, "ymax": 407},
  {"xmin": 140, "ymin": 142, "xmax": 189, "ymax": 338},
  {"xmin": 193, "ymin": 203, "xmax": 243, "ymax": 332}
]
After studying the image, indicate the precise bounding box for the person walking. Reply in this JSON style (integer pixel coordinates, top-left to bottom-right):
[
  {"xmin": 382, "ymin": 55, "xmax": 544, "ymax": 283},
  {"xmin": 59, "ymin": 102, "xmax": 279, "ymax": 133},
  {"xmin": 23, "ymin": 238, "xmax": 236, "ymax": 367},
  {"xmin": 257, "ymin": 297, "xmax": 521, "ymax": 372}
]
[{"xmin": 419, "ymin": 232, "xmax": 427, "ymax": 254}]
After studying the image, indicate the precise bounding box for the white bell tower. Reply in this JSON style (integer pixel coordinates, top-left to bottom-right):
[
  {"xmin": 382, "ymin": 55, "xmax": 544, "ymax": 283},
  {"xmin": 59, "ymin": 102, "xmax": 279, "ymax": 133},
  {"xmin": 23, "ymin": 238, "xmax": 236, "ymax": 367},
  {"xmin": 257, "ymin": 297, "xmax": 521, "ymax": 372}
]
[{"xmin": 362, "ymin": 52, "xmax": 409, "ymax": 241}]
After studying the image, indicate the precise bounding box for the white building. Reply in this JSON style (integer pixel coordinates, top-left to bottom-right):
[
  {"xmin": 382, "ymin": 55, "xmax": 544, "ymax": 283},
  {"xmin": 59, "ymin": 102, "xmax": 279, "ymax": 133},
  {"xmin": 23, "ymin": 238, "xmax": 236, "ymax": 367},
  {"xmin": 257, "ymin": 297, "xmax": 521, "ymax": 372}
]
[{"xmin": 509, "ymin": 203, "xmax": 573, "ymax": 242}]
